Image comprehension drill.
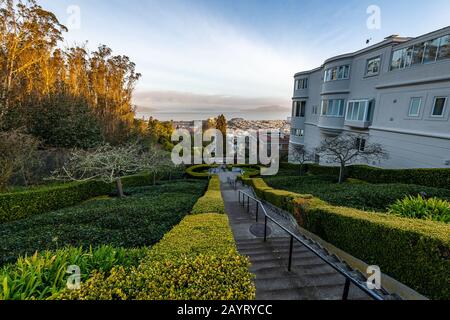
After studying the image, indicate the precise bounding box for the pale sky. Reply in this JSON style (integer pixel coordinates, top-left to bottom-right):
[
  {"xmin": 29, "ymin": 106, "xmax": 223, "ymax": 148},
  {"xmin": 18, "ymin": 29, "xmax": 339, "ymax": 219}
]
[{"xmin": 40, "ymin": 0, "xmax": 450, "ymax": 120}]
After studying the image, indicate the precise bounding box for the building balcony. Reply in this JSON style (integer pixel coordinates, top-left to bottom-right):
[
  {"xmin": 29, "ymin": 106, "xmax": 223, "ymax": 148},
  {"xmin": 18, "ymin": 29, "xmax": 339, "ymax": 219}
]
[
  {"xmin": 344, "ymin": 119, "xmax": 372, "ymax": 129},
  {"xmin": 317, "ymin": 116, "xmax": 345, "ymax": 136}
]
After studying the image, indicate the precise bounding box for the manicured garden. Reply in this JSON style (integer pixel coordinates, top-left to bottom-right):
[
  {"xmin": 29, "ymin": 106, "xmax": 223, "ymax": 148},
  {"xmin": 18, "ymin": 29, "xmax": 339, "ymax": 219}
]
[
  {"xmin": 240, "ymin": 166, "xmax": 450, "ymax": 299},
  {"xmin": 1, "ymin": 175, "xmax": 256, "ymax": 300},
  {"xmin": 264, "ymin": 174, "xmax": 450, "ymax": 214}
]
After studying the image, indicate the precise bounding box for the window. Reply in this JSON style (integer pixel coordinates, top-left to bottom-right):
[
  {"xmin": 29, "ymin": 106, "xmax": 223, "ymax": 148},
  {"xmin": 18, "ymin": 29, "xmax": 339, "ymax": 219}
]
[
  {"xmin": 293, "ymin": 101, "xmax": 306, "ymax": 117},
  {"xmin": 411, "ymin": 43, "xmax": 426, "ymax": 66},
  {"xmin": 321, "ymin": 99, "xmax": 345, "ymax": 117},
  {"xmin": 423, "ymin": 38, "xmax": 440, "ymax": 63},
  {"xmin": 391, "ymin": 49, "xmax": 406, "ymax": 70},
  {"xmin": 408, "ymin": 98, "xmax": 422, "ymax": 117},
  {"xmin": 346, "ymin": 100, "xmax": 374, "ymax": 122},
  {"xmin": 432, "ymin": 97, "xmax": 447, "ymax": 117},
  {"xmin": 355, "ymin": 138, "xmax": 366, "ymax": 152},
  {"xmin": 324, "ymin": 65, "xmax": 350, "ymax": 82},
  {"xmin": 291, "ymin": 128, "xmax": 304, "ymax": 137},
  {"xmin": 295, "ymin": 78, "xmax": 308, "ymax": 90},
  {"xmin": 366, "ymin": 57, "xmax": 381, "ymax": 76},
  {"xmin": 390, "ymin": 33, "xmax": 450, "ymax": 70},
  {"xmin": 300, "ymin": 101, "xmax": 306, "ymax": 117},
  {"xmin": 437, "ymin": 35, "xmax": 450, "ymax": 60}
]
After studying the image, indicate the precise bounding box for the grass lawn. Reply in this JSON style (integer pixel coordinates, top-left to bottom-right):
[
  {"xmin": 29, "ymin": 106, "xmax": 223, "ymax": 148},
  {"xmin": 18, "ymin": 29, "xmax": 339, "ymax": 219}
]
[
  {"xmin": 0, "ymin": 180, "xmax": 207, "ymax": 266},
  {"xmin": 264, "ymin": 173, "xmax": 450, "ymax": 212}
]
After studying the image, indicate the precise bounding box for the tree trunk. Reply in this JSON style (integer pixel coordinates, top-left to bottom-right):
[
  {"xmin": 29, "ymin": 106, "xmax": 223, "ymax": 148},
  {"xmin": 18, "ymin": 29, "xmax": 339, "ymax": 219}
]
[
  {"xmin": 153, "ymin": 172, "xmax": 156, "ymax": 185},
  {"xmin": 115, "ymin": 178, "xmax": 124, "ymax": 198},
  {"xmin": 338, "ymin": 164, "xmax": 345, "ymax": 184}
]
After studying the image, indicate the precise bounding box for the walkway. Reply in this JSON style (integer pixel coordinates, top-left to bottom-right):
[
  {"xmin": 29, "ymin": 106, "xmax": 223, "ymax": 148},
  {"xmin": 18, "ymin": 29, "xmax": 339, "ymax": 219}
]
[{"xmin": 219, "ymin": 172, "xmax": 370, "ymax": 300}]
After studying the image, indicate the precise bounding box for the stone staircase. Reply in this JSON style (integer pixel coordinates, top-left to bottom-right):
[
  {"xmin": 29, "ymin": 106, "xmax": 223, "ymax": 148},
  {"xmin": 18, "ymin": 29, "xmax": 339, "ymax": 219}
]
[{"xmin": 220, "ymin": 173, "xmax": 399, "ymax": 301}]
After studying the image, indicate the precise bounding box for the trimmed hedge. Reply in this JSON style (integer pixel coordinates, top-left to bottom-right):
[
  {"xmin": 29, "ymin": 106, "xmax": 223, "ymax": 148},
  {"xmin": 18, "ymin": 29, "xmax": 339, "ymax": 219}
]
[
  {"xmin": 0, "ymin": 181, "xmax": 207, "ymax": 265},
  {"xmin": 0, "ymin": 168, "xmax": 185, "ymax": 224},
  {"xmin": 264, "ymin": 175, "xmax": 450, "ymax": 212},
  {"xmin": 242, "ymin": 177, "xmax": 450, "ymax": 300},
  {"xmin": 0, "ymin": 181, "xmax": 111, "ymax": 224},
  {"xmin": 191, "ymin": 176, "xmax": 225, "ymax": 214},
  {"xmin": 186, "ymin": 164, "xmax": 261, "ymax": 179},
  {"xmin": 300, "ymin": 163, "xmax": 450, "ymax": 189},
  {"xmin": 58, "ymin": 214, "xmax": 256, "ymax": 300}
]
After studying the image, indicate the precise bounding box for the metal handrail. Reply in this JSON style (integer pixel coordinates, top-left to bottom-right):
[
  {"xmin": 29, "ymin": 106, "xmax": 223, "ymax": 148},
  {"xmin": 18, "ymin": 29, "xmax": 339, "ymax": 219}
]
[{"xmin": 237, "ymin": 188, "xmax": 386, "ymax": 301}]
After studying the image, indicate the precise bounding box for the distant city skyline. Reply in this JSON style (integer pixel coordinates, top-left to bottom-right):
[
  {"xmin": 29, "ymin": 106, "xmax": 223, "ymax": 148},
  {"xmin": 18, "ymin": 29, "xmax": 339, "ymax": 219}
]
[{"xmin": 40, "ymin": 0, "xmax": 450, "ymax": 120}]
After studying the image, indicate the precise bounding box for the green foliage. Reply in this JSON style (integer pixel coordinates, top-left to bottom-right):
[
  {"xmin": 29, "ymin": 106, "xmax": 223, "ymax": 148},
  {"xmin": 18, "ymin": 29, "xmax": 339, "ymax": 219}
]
[
  {"xmin": 191, "ymin": 176, "xmax": 225, "ymax": 214},
  {"xmin": 297, "ymin": 203, "xmax": 450, "ymax": 300},
  {"xmin": 0, "ymin": 181, "xmax": 112, "ymax": 224},
  {"xmin": 305, "ymin": 164, "xmax": 450, "ymax": 189},
  {"xmin": 57, "ymin": 214, "xmax": 255, "ymax": 300},
  {"xmin": 264, "ymin": 175, "xmax": 450, "ymax": 212},
  {"xmin": 0, "ymin": 168, "xmax": 185, "ymax": 224},
  {"xmin": 0, "ymin": 181, "xmax": 207, "ymax": 265},
  {"xmin": 389, "ymin": 196, "xmax": 450, "ymax": 223},
  {"xmin": 147, "ymin": 117, "xmax": 174, "ymax": 151},
  {"xmin": 186, "ymin": 164, "xmax": 261, "ymax": 179},
  {"xmin": 1, "ymin": 246, "xmax": 146, "ymax": 300},
  {"xmin": 243, "ymin": 176, "xmax": 450, "ymax": 300},
  {"xmin": 27, "ymin": 94, "xmax": 103, "ymax": 149}
]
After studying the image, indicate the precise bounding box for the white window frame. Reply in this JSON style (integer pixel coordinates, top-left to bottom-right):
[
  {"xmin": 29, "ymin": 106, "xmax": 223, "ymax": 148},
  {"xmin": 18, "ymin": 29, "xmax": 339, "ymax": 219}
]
[
  {"xmin": 346, "ymin": 100, "xmax": 371, "ymax": 122},
  {"xmin": 365, "ymin": 56, "xmax": 381, "ymax": 76},
  {"xmin": 408, "ymin": 97, "xmax": 422, "ymax": 117},
  {"xmin": 431, "ymin": 96, "xmax": 447, "ymax": 118},
  {"xmin": 321, "ymin": 99, "xmax": 345, "ymax": 117},
  {"xmin": 324, "ymin": 65, "xmax": 350, "ymax": 82}
]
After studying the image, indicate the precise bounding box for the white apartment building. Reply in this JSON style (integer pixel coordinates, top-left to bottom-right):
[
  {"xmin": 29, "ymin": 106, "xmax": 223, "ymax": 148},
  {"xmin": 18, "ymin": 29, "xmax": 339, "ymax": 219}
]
[{"xmin": 289, "ymin": 26, "xmax": 450, "ymax": 169}]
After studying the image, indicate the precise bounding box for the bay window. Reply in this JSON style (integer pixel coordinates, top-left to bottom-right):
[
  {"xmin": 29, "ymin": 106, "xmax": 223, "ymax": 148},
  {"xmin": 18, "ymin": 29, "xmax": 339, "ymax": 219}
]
[
  {"xmin": 324, "ymin": 65, "xmax": 350, "ymax": 82},
  {"xmin": 346, "ymin": 100, "xmax": 374, "ymax": 122},
  {"xmin": 391, "ymin": 33, "xmax": 450, "ymax": 70},
  {"xmin": 321, "ymin": 99, "xmax": 345, "ymax": 117}
]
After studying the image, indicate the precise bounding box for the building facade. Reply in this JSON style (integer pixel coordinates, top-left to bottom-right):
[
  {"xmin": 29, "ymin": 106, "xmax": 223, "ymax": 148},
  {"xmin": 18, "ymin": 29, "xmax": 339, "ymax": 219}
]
[{"xmin": 289, "ymin": 26, "xmax": 450, "ymax": 169}]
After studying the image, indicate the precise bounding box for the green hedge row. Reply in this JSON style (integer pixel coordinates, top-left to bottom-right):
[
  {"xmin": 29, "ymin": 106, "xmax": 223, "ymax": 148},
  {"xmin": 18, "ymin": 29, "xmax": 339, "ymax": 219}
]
[
  {"xmin": 284, "ymin": 163, "xmax": 450, "ymax": 189},
  {"xmin": 242, "ymin": 177, "xmax": 450, "ymax": 300},
  {"xmin": 186, "ymin": 164, "xmax": 261, "ymax": 179},
  {"xmin": 0, "ymin": 168, "xmax": 185, "ymax": 224},
  {"xmin": 191, "ymin": 176, "xmax": 225, "ymax": 214},
  {"xmin": 58, "ymin": 214, "xmax": 255, "ymax": 300}
]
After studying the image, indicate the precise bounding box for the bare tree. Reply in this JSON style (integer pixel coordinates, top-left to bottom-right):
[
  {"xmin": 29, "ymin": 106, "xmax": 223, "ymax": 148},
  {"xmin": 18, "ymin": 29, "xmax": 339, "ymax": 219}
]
[
  {"xmin": 315, "ymin": 134, "xmax": 388, "ymax": 184},
  {"xmin": 289, "ymin": 144, "xmax": 313, "ymax": 176},
  {"xmin": 51, "ymin": 143, "xmax": 169, "ymax": 197}
]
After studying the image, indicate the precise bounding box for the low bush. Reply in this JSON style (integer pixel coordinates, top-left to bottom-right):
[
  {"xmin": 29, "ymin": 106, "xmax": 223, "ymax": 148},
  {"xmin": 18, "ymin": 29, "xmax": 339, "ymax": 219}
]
[
  {"xmin": 191, "ymin": 176, "xmax": 225, "ymax": 214},
  {"xmin": 0, "ymin": 168, "xmax": 186, "ymax": 224},
  {"xmin": 186, "ymin": 164, "xmax": 261, "ymax": 179},
  {"xmin": 0, "ymin": 181, "xmax": 207, "ymax": 265},
  {"xmin": 305, "ymin": 163, "xmax": 450, "ymax": 189},
  {"xmin": 264, "ymin": 175, "xmax": 450, "ymax": 212},
  {"xmin": 0, "ymin": 246, "xmax": 146, "ymax": 300},
  {"xmin": 242, "ymin": 177, "xmax": 450, "ymax": 300},
  {"xmin": 388, "ymin": 196, "xmax": 450, "ymax": 223},
  {"xmin": 0, "ymin": 181, "xmax": 112, "ymax": 224},
  {"xmin": 58, "ymin": 214, "xmax": 256, "ymax": 300}
]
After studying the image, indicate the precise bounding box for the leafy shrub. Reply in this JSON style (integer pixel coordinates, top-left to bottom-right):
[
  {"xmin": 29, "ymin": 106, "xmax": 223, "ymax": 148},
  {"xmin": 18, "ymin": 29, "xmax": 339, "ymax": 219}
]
[
  {"xmin": 306, "ymin": 164, "xmax": 450, "ymax": 189},
  {"xmin": 389, "ymin": 196, "xmax": 450, "ymax": 223},
  {"xmin": 58, "ymin": 214, "xmax": 256, "ymax": 300},
  {"xmin": 0, "ymin": 168, "xmax": 185, "ymax": 224},
  {"xmin": 264, "ymin": 175, "xmax": 450, "ymax": 212},
  {"xmin": 191, "ymin": 176, "xmax": 225, "ymax": 214},
  {"xmin": 0, "ymin": 181, "xmax": 112, "ymax": 224},
  {"xmin": 0, "ymin": 181, "xmax": 207, "ymax": 265},
  {"xmin": 0, "ymin": 245, "xmax": 146, "ymax": 300},
  {"xmin": 186, "ymin": 164, "xmax": 260, "ymax": 179},
  {"xmin": 242, "ymin": 177, "xmax": 450, "ymax": 300}
]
